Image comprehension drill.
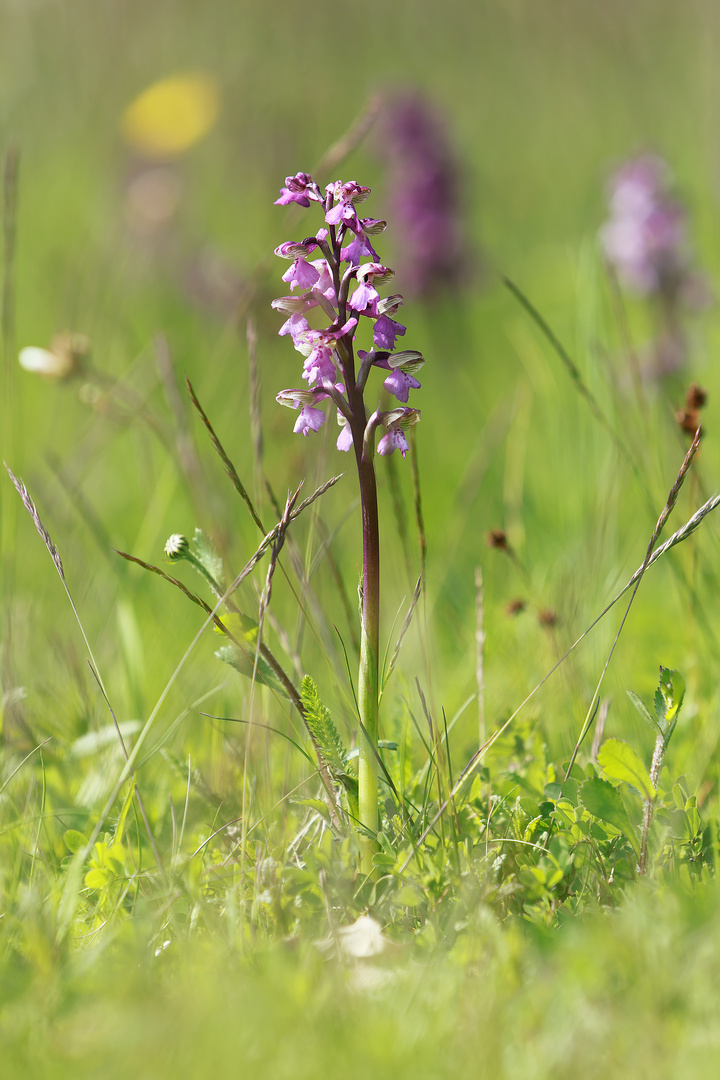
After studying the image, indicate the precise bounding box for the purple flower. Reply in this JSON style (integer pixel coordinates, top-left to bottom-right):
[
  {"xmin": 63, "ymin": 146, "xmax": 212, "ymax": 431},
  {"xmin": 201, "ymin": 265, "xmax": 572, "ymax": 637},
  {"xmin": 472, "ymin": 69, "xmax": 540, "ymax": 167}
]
[
  {"xmin": 313, "ymin": 262, "xmax": 338, "ymax": 305},
  {"xmin": 282, "ymin": 258, "xmax": 320, "ymax": 291},
  {"xmin": 377, "ymin": 427, "xmax": 409, "ymax": 457},
  {"xmin": 373, "ymin": 314, "xmax": 406, "ymax": 350},
  {"xmin": 324, "ymin": 181, "xmax": 371, "ymax": 232},
  {"xmin": 273, "ymin": 173, "xmax": 424, "ymax": 451},
  {"xmin": 341, "ymin": 231, "xmax": 379, "ymax": 266},
  {"xmin": 293, "ymin": 405, "xmax": 326, "ymax": 436},
  {"xmin": 274, "ymin": 240, "xmax": 319, "ymax": 260},
  {"xmin": 302, "ymin": 344, "xmax": 337, "ymax": 386},
  {"xmin": 272, "ymin": 294, "xmax": 320, "ymax": 317},
  {"xmin": 600, "ymin": 154, "xmax": 690, "ymax": 296},
  {"xmin": 378, "ymin": 92, "xmax": 470, "ymax": 299},
  {"xmin": 383, "ymin": 368, "xmax": 421, "ymax": 403},
  {"xmin": 376, "ymin": 406, "xmax": 421, "ymax": 456},
  {"xmin": 277, "ymin": 312, "xmax": 310, "ymax": 346},
  {"xmin": 336, "ymin": 418, "xmax": 353, "ymax": 452},
  {"xmin": 275, "ymin": 172, "xmax": 321, "ymax": 207},
  {"xmin": 348, "ymin": 281, "xmax": 379, "ymax": 315}
]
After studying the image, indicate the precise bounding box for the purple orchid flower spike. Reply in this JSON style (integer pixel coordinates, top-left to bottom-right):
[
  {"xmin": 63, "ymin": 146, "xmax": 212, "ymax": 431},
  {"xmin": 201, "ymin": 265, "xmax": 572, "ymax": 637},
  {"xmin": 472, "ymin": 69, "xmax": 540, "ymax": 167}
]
[
  {"xmin": 600, "ymin": 154, "xmax": 690, "ymax": 297},
  {"xmin": 274, "ymin": 172, "xmax": 323, "ymax": 208},
  {"xmin": 378, "ymin": 91, "xmax": 471, "ymax": 299},
  {"xmin": 273, "ymin": 174, "xmax": 423, "ymax": 449},
  {"xmin": 599, "ymin": 152, "xmax": 709, "ymax": 377},
  {"xmin": 272, "ymin": 172, "xmax": 426, "ymax": 872}
]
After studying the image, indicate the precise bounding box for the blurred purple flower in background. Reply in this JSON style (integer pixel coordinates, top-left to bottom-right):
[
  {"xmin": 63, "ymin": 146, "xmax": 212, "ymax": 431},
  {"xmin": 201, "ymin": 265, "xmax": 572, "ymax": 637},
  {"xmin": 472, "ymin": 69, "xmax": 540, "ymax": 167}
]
[
  {"xmin": 600, "ymin": 153, "xmax": 710, "ymax": 376},
  {"xmin": 600, "ymin": 155, "xmax": 689, "ymax": 297},
  {"xmin": 378, "ymin": 92, "xmax": 471, "ymax": 299}
]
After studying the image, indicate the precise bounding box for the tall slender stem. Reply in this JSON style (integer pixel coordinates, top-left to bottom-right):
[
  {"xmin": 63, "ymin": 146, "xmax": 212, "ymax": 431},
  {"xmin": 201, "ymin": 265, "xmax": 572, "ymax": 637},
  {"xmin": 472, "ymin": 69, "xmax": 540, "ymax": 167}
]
[
  {"xmin": 356, "ymin": 445, "xmax": 380, "ymax": 871},
  {"xmin": 273, "ymin": 174, "xmax": 423, "ymax": 872},
  {"xmin": 340, "ymin": 325, "xmax": 381, "ymax": 871}
]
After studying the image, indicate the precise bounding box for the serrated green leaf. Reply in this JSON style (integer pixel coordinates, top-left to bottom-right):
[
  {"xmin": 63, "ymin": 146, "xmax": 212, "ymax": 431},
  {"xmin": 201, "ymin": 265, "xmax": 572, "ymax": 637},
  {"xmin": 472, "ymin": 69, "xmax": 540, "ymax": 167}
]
[
  {"xmin": 190, "ymin": 528, "xmax": 226, "ymax": 594},
  {"xmin": 627, "ymin": 690, "xmax": 663, "ymax": 736},
  {"xmin": 579, "ymin": 777, "xmax": 641, "ymax": 859},
  {"xmin": 597, "ymin": 738, "xmax": 655, "ymax": 801},
  {"xmin": 654, "ymin": 667, "xmax": 686, "ymax": 743},
  {"xmin": 215, "ymin": 643, "xmax": 288, "ymax": 697},
  {"xmin": 300, "ymin": 675, "xmax": 347, "ymax": 775}
]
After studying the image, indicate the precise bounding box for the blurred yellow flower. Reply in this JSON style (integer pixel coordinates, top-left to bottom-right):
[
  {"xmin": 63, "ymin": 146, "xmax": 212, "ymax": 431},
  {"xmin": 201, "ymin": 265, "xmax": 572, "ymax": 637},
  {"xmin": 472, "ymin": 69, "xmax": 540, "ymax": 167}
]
[{"xmin": 121, "ymin": 74, "xmax": 220, "ymax": 159}]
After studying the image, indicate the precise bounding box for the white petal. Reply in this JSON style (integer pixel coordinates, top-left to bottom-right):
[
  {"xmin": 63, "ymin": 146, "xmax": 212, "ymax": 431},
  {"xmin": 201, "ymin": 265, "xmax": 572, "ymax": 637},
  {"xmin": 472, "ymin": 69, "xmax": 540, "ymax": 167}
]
[
  {"xmin": 338, "ymin": 915, "xmax": 386, "ymax": 958},
  {"xmin": 19, "ymin": 346, "xmax": 71, "ymax": 377}
]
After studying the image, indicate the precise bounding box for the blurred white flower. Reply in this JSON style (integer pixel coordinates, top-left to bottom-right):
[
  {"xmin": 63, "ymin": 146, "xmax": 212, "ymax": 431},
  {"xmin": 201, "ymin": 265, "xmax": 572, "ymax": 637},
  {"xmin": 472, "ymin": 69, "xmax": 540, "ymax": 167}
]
[
  {"xmin": 18, "ymin": 331, "xmax": 89, "ymax": 380},
  {"xmin": 338, "ymin": 915, "xmax": 387, "ymax": 959}
]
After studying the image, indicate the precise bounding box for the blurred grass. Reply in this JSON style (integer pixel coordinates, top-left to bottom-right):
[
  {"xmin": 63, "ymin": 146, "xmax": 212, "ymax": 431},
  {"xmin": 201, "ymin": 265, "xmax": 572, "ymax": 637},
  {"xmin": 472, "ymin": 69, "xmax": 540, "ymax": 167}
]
[
  {"xmin": 3, "ymin": 0, "xmax": 720, "ymax": 1075},
  {"xmin": 4, "ymin": 878, "xmax": 720, "ymax": 1080}
]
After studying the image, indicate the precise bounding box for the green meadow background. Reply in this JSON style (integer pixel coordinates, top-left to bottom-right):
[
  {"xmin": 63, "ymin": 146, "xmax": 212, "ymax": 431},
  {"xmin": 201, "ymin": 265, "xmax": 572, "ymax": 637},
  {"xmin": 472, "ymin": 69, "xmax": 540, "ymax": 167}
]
[{"xmin": 2, "ymin": 1, "xmax": 720, "ymax": 1077}]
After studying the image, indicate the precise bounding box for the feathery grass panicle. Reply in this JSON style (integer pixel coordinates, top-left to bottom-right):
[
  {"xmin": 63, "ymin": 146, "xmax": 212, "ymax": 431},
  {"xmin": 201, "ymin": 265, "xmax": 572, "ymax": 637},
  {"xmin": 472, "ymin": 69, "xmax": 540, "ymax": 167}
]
[
  {"xmin": 257, "ymin": 483, "xmax": 302, "ymax": 637},
  {"xmin": 5, "ymin": 18, "xmax": 720, "ymax": 1075},
  {"xmin": 400, "ymin": 477, "xmax": 720, "ymax": 870},
  {"xmin": 5, "ymin": 463, "xmax": 65, "ymax": 580},
  {"xmin": 5, "ymin": 464, "xmax": 165, "ymax": 890},
  {"xmin": 565, "ymin": 424, "xmax": 703, "ymax": 777}
]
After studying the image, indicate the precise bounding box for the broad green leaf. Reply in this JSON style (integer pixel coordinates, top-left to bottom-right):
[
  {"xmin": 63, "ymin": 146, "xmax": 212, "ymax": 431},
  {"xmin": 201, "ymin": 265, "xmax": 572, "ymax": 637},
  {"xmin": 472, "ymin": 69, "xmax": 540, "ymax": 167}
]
[
  {"xmin": 63, "ymin": 829, "xmax": 87, "ymax": 854},
  {"xmin": 672, "ymin": 782, "xmax": 687, "ymax": 811},
  {"xmin": 579, "ymin": 777, "xmax": 641, "ymax": 859},
  {"xmin": 627, "ymin": 690, "xmax": 663, "ymax": 736},
  {"xmin": 292, "ymin": 798, "xmax": 332, "ymax": 824},
  {"xmin": 597, "ymin": 738, "xmax": 655, "ymax": 801},
  {"xmin": 190, "ymin": 528, "xmax": 226, "ymax": 595},
  {"xmin": 215, "ymin": 642, "xmax": 289, "ymax": 697},
  {"xmin": 371, "ymin": 852, "xmax": 396, "ymax": 871},
  {"xmin": 214, "ymin": 611, "xmax": 259, "ymax": 643},
  {"xmin": 104, "ymin": 843, "xmax": 126, "ymax": 871},
  {"xmin": 561, "ymin": 778, "xmax": 579, "ymax": 804},
  {"xmin": 84, "ymin": 867, "xmax": 111, "ymax": 890}
]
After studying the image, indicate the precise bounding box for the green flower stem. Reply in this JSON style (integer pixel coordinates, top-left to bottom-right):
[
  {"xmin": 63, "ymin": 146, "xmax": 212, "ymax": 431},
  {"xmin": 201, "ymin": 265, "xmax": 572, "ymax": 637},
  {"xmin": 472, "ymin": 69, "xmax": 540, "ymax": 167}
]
[
  {"xmin": 335, "ymin": 363, "xmax": 381, "ymax": 873},
  {"xmin": 357, "ymin": 448, "xmax": 380, "ymax": 873},
  {"xmin": 333, "ymin": 239, "xmax": 383, "ymax": 873}
]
